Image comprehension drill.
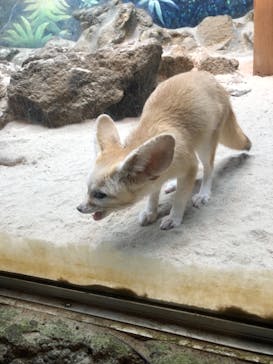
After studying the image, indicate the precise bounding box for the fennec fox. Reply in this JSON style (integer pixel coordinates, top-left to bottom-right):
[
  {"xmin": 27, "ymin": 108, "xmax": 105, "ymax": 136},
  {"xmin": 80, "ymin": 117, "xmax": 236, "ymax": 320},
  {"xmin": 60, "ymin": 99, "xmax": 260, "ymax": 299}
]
[{"xmin": 77, "ymin": 71, "xmax": 251, "ymax": 230}]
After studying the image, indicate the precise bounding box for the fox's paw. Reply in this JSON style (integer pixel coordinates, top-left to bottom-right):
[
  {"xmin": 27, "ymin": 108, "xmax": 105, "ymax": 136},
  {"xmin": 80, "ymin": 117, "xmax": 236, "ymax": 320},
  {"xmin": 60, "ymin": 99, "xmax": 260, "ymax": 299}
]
[
  {"xmin": 160, "ymin": 215, "xmax": 182, "ymax": 230},
  {"xmin": 164, "ymin": 180, "xmax": 177, "ymax": 194},
  {"xmin": 139, "ymin": 210, "xmax": 157, "ymax": 226},
  {"xmin": 192, "ymin": 193, "xmax": 210, "ymax": 208}
]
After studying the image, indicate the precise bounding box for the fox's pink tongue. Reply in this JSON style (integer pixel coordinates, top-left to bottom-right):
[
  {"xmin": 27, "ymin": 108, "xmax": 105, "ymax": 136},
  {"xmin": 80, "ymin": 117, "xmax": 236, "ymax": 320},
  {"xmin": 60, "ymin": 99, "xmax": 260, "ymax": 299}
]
[{"xmin": 93, "ymin": 211, "xmax": 104, "ymax": 221}]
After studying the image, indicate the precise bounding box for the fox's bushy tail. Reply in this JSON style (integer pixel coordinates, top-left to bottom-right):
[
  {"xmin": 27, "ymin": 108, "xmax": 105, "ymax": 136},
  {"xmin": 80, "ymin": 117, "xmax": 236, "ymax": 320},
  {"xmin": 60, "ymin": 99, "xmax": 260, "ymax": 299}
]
[{"xmin": 219, "ymin": 108, "xmax": 251, "ymax": 151}]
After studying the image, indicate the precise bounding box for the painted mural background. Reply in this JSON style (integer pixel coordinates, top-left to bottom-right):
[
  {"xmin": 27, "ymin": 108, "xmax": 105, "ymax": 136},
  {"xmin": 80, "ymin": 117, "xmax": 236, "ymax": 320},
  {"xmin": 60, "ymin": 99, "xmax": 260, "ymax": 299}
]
[
  {"xmin": 0, "ymin": 0, "xmax": 253, "ymax": 48},
  {"xmin": 124, "ymin": 0, "xmax": 253, "ymax": 28}
]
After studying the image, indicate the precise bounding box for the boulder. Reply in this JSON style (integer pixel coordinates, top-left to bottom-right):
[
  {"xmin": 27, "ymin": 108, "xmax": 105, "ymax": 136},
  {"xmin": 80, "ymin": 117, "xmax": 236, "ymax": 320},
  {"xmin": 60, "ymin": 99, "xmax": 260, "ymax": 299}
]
[
  {"xmin": 197, "ymin": 56, "xmax": 239, "ymax": 74},
  {"xmin": 74, "ymin": 0, "xmax": 153, "ymax": 51},
  {"xmin": 196, "ymin": 15, "xmax": 235, "ymax": 50},
  {"xmin": 6, "ymin": 42, "xmax": 162, "ymax": 127}
]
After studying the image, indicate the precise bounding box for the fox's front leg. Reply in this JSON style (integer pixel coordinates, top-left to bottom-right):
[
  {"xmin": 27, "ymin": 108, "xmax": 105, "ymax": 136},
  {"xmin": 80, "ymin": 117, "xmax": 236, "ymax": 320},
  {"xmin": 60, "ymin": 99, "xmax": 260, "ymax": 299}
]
[
  {"xmin": 139, "ymin": 190, "xmax": 160, "ymax": 226},
  {"xmin": 160, "ymin": 162, "xmax": 197, "ymax": 230}
]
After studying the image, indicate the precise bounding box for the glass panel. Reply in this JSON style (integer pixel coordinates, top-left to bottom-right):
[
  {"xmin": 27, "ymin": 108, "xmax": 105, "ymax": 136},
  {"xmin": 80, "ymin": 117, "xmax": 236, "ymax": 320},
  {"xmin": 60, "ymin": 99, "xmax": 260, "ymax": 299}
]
[{"xmin": 2, "ymin": 0, "xmax": 272, "ymax": 326}]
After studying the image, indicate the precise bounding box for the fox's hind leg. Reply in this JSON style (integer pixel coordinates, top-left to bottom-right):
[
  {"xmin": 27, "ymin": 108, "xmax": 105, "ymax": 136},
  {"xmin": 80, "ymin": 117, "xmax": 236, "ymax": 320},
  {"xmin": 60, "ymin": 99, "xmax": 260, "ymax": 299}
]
[{"xmin": 192, "ymin": 130, "xmax": 219, "ymax": 208}]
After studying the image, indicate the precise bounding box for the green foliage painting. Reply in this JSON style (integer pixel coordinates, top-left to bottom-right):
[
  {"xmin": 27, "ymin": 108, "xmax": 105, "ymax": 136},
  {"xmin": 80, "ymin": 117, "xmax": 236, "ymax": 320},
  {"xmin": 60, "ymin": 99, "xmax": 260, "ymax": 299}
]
[
  {"xmin": 24, "ymin": 0, "xmax": 70, "ymax": 34},
  {"xmin": 3, "ymin": 16, "xmax": 52, "ymax": 48},
  {"xmin": 3, "ymin": 0, "xmax": 71, "ymax": 48}
]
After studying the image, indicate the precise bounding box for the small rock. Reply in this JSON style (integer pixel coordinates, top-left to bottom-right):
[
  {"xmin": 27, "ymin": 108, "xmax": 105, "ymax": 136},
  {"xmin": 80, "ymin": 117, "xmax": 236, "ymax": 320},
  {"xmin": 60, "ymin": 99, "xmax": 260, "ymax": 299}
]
[
  {"xmin": 77, "ymin": 358, "xmax": 92, "ymax": 364},
  {"xmin": 11, "ymin": 48, "xmax": 37, "ymax": 66},
  {"xmin": 215, "ymin": 73, "xmax": 251, "ymax": 96},
  {"xmin": 242, "ymin": 21, "xmax": 254, "ymax": 47},
  {"xmin": 181, "ymin": 36, "xmax": 198, "ymax": 51},
  {"xmin": 0, "ymin": 47, "xmax": 19, "ymax": 62},
  {"xmin": 0, "ymin": 62, "xmax": 20, "ymax": 77},
  {"xmin": 0, "ymin": 62, "xmax": 20, "ymax": 129},
  {"xmin": 44, "ymin": 37, "xmax": 76, "ymax": 49},
  {"xmin": 197, "ymin": 15, "xmax": 235, "ymax": 50},
  {"xmin": 140, "ymin": 27, "xmax": 171, "ymax": 45},
  {"xmin": 158, "ymin": 46, "xmax": 194, "ymax": 81},
  {"xmin": 168, "ymin": 30, "xmax": 197, "ymax": 50},
  {"xmin": 0, "ymin": 343, "xmax": 8, "ymax": 362},
  {"xmin": 229, "ymin": 88, "xmax": 251, "ymax": 97},
  {"xmin": 0, "ymin": 74, "xmax": 7, "ymax": 98},
  {"xmin": 197, "ymin": 56, "xmax": 239, "ymax": 74},
  {"xmin": 0, "ymin": 156, "xmax": 26, "ymax": 166}
]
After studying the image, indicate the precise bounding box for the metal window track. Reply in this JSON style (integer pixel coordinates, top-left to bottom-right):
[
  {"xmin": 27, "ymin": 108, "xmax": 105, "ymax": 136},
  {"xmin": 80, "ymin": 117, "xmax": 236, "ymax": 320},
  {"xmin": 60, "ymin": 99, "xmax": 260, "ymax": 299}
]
[{"xmin": 0, "ymin": 272, "xmax": 273, "ymax": 357}]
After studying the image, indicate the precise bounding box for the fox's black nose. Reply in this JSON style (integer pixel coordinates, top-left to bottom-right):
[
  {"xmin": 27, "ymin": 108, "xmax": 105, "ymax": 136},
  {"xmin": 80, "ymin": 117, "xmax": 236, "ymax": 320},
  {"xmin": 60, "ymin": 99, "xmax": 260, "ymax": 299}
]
[{"xmin": 77, "ymin": 205, "xmax": 83, "ymax": 213}]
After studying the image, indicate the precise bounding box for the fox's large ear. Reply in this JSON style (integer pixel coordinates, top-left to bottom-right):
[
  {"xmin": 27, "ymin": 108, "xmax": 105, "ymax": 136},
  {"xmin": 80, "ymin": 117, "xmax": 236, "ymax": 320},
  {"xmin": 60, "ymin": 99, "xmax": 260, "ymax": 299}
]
[
  {"xmin": 95, "ymin": 114, "xmax": 121, "ymax": 153},
  {"xmin": 119, "ymin": 134, "xmax": 175, "ymax": 182}
]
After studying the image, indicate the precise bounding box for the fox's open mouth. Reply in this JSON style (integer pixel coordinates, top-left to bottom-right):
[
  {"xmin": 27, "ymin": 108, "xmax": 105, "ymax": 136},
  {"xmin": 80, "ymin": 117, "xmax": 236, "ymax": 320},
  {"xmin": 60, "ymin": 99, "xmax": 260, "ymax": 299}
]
[{"xmin": 92, "ymin": 210, "xmax": 107, "ymax": 221}]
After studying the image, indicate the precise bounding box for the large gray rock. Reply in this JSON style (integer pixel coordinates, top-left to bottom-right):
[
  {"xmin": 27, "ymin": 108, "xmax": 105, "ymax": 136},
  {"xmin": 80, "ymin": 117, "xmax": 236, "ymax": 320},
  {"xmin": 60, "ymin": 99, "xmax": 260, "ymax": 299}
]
[{"xmin": 6, "ymin": 42, "xmax": 162, "ymax": 127}]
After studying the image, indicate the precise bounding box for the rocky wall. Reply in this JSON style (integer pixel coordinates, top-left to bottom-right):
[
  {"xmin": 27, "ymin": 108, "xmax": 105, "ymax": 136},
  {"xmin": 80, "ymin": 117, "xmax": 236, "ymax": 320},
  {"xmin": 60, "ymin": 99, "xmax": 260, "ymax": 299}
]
[{"xmin": 0, "ymin": 301, "xmax": 263, "ymax": 364}]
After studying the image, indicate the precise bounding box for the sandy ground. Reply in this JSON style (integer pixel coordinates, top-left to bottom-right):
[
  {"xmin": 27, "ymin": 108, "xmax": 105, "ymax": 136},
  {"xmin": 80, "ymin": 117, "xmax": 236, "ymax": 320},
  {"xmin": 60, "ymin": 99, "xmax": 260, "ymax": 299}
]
[{"xmin": 1, "ymin": 70, "xmax": 273, "ymax": 318}]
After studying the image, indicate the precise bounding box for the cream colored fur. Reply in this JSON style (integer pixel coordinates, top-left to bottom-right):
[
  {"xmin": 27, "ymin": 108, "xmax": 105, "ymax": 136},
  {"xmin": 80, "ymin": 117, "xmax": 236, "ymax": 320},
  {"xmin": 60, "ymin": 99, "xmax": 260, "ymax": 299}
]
[{"xmin": 77, "ymin": 71, "xmax": 251, "ymax": 230}]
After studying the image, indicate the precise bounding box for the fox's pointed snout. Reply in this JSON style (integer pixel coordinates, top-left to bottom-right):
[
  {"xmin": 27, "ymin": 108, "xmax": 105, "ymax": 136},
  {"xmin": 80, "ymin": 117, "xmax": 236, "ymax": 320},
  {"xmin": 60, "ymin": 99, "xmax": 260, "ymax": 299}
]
[
  {"xmin": 77, "ymin": 203, "xmax": 91, "ymax": 214},
  {"xmin": 76, "ymin": 204, "xmax": 84, "ymax": 213}
]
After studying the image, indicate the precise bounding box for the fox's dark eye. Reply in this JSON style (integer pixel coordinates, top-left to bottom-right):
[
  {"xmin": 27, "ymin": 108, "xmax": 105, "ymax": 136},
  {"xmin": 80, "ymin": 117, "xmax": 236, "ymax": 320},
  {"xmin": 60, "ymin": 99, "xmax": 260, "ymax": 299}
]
[{"xmin": 93, "ymin": 190, "xmax": 107, "ymax": 199}]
